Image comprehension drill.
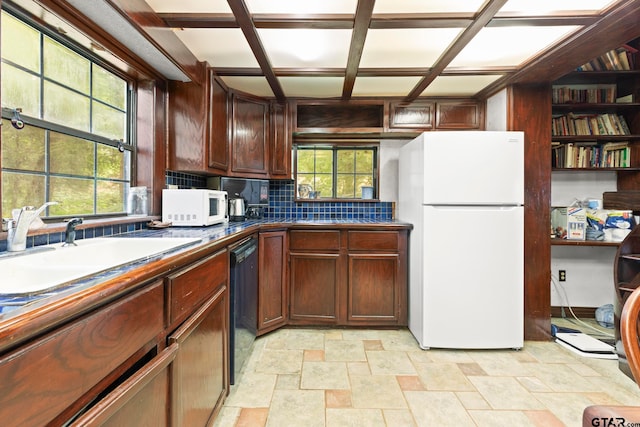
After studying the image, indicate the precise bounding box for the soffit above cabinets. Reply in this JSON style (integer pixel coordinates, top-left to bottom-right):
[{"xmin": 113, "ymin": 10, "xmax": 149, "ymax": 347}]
[{"xmin": 141, "ymin": 0, "xmax": 630, "ymax": 100}]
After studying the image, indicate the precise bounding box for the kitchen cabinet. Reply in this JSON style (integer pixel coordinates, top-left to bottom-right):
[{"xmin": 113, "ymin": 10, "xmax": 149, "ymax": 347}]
[
  {"xmin": 230, "ymin": 92, "xmax": 269, "ymax": 177},
  {"xmin": 167, "ymin": 64, "xmax": 229, "ymax": 175},
  {"xmin": 434, "ymin": 101, "xmax": 483, "ymax": 129},
  {"xmin": 208, "ymin": 73, "xmax": 230, "ymax": 172},
  {"xmin": 70, "ymin": 344, "xmax": 178, "ymax": 427},
  {"xmin": 289, "ymin": 230, "xmax": 342, "ymax": 324},
  {"xmin": 166, "ymin": 249, "xmax": 229, "ymax": 426},
  {"xmin": 169, "ymin": 287, "xmax": 228, "ymax": 426},
  {"xmin": 258, "ymin": 230, "xmax": 288, "ymax": 334},
  {"xmin": 0, "ymin": 281, "xmax": 165, "ymax": 427},
  {"xmin": 346, "ymin": 231, "xmax": 408, "ymax": 325},
  {"xmin": 269, "ymin": 101, "xmax": 292, "ymax": 178},
  {"xmin": 288, "ymin": 228, "xmax": 408, "ymax": 326}
]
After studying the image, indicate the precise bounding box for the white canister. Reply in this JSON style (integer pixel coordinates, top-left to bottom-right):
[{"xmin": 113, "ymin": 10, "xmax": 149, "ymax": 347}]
[{"xmin": 361, "ymin": 186, "xmax": 374, "ymax": 199}]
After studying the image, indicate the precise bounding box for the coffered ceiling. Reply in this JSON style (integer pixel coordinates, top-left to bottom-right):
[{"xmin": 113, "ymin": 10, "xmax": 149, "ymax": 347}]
[{"xmin": 140, "ymin": 0, "xmax": 632, "ymax": 101}]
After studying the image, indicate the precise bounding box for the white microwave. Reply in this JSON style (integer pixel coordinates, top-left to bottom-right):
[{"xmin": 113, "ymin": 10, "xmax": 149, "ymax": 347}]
[{"xmin": 162, "ymin": 189, "xmax": 228, "ymax": 226}]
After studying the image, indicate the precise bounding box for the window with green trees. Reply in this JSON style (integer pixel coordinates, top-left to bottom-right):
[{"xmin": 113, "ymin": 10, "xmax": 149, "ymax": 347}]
[
  {"xmin": 0, "ymin": 9, "xmax": 132, "ymax": 219},
  {"xmin": 294, "ymin": 145, "xmax": 377, "ymax": 199}
]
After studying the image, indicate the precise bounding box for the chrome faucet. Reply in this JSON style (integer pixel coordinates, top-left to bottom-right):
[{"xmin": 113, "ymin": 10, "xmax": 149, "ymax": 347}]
[{"xmin": 5, "ymin": 202, "xmax": 58, "ymax": 252}]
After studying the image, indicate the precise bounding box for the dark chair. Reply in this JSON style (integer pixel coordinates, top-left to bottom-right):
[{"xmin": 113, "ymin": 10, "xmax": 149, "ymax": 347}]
[{"xmin": 582, "ymin": 285, "xmax": 640, "ymax": 426}]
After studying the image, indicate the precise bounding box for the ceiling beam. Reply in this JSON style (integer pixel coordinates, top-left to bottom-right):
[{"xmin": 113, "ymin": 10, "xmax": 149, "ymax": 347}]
[
  {"xmin": 212, "ymin": 66, "xmax": 513, "ymax": 77},
  {"xmin": 226, "ymin": 0, "xmax": 286, "ymax": 101},
  {"xmin": 477, "ymin": 0, "xmax": 640, "ymax": 98},
  {"xmin": 404, "ymin": 0, "xmax": 509, "ymax": 102},
  {"xmin": 342, "ymin": 0, "xmax": 375, "ymax": 99}
]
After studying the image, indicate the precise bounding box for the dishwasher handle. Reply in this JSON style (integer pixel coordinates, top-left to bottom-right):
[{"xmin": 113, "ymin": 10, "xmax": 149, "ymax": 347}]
[{"xmin": 230, "ymin": 236, "xmax": 257, "ymax": 264}]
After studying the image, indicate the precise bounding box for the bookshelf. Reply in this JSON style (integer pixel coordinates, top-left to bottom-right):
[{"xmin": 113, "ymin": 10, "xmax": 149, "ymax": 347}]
[{"xmin": 551, "ymin": 43, "xmax": 639, "ymax": 246}]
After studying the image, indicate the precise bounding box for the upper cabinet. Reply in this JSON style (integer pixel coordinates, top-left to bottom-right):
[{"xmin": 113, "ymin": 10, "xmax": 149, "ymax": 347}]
[
  {"xmin": 167, "ymin": 64, "xmax": 229, "ymax": 176},
  {"xmin": 293, "ymin": 99, "xmax": 484, "ymax": 137},
  {"xmin": 230, "ymin": 92, "xmax": 269, "ymax": 177},
  {"xmin": 269, "ymin": 101, "xmax": 292, "ymax": 179}
]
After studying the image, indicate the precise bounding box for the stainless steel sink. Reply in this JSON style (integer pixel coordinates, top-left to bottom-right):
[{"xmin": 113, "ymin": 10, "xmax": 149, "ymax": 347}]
[{"xmin": 0, "ymin": 237, "xmax": 202, "ymax": 295}]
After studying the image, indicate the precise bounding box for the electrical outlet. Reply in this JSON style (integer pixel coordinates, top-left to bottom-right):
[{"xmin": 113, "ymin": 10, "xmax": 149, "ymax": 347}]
[{"xmin": 559, "ymin": 270, "xmax": 566, "ymax": 282}]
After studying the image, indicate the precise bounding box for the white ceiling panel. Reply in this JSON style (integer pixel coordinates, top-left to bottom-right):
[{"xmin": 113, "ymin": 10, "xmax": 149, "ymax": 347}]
[
  {"xmin": 500, "ymin": 0, "xmax": 617, "ymax": 14},
  {"xmin": 449, "ymin": 26, "xmax": 580, "ymax": 68},
  {"xmin": 220, "ymin": 76, "xmax": 274, "ymax": 98},
  {"xmin": 245, "ymin": 0, "xmax": 357, "ymax": 14},
  {"xmin": 360, "ymin": 28, "xmax": 463, "ymax": 68},
  {"xmin": 352, "ymin": 77, "xmax": 422, "ymax": 97},
  {"xmin": 279, "ymin": 76, "xmax": 344, "ymax": 98},
  {"xmin": 174, "ymin": 28, "xmax": 258, "ymax": 68},
  {"xmin": 421, "ymin": 75, "xmax": 504, "ymax": 96},
  {"xmin": 145, "ymin": 0, "xmax": 231, "ymax": 13},
  {"xmin": 373, "ymin": 0, "xmax": 487, "ymax": 14},
  {"xmin": 257, "ymin": 29, "xmax": 352, "ymax": 68}
]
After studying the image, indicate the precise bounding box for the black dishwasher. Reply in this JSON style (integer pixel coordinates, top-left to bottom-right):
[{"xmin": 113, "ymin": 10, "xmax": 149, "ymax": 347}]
[{"xmin": 229, "ymin": 236, "xmax": 258, "ymax": 385}]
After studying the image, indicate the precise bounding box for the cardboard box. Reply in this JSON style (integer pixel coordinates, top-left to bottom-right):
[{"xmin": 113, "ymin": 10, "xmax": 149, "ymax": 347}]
[{"xmin": 551, "ymin": 207, "xmax": 587, "ymax": 240}]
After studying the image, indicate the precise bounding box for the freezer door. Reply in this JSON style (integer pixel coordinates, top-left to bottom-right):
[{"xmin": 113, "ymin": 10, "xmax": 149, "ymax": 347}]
[
  {"xmin": 422, "ymin": 131, "xmax": 524, "ymax": 205},
  {"xmin": 420, "ymin": 205, "xmax": 524, "ymax": 349}
]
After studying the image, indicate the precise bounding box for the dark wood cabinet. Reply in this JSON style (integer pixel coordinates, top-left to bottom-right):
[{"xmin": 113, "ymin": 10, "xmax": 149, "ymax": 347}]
[
  {"xmin": 387, "ymin": 101, "xmax": 434, "ymax": 131},
  {"xmin": 70, "ymin": 344, "xmax": 177, "ymax": 427},
  {"xmin": 269, "ymin": 101, "xmax": 292, "ymax": 178},
  {"xmin": 166, "ymin": 249, "xmax": 229, "ymax": 426},
  {"xmin": 258, "ymin": 231, "xmax": 288, "ymax": 334},
  {"xmin": 0, "ymin": 281, "xmax": 165, "ymax": 427},
  {"xmin": 346, "ymin": 231, "xmax": 407, "ymax": 324},
  {"xmin": 230, "ymin": 92, "xmax": 269, "ymax": 177},
  {"xmin": 208, "ymin": 74, "xmax": 230, "ymax": 172},
  {"xmin": 167, "ymin": 64, "xmax": 229, "ymax": 175},
  {"xmin": 169, "ymin": 287, "xmax": 228, "ymax": 427},
  {"xmin": 288, "ymin": 228, "xmax": 407, "ymax": 326},
  {"xmin": 435, "ymin": 101, "xmax": 483, "ymax": 129}
]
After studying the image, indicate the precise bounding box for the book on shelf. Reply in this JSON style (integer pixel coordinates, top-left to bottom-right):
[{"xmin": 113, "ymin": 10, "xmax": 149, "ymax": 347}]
[
  {"xmin": 576, "ymin": 45, "xmax": 637, "ymax": 71},
  {"xmin": 552, "ymin": 113, "xmax": 631, "ymax": 136},
  {"xmin": 552, "ymin": 84, "xmax": 616, "ymax": 104},
  {"xmin": 551, "ymin": 141, "xmax": 630, "ymax": 168}
]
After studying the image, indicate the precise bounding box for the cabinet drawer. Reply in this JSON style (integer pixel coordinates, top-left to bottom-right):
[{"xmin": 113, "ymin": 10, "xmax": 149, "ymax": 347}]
[
  {"xmin": 0, "ymin": 281, "xmax": 164, "ymax": 427},
  {"xmin": 347, "ymin": 231, "xmax": 399, "ymax": 252},
  {"xmin": 167, "ymin": 249, "xmax": 228, "ymax": 326},
  {"xmin": 289, "ymin": 230, "xmax": 340, "ymax": 251}
]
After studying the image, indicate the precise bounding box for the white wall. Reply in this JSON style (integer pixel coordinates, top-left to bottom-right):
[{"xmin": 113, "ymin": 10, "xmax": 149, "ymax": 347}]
[
  {"xmin": 550, "ymin": 170, "xmax": 618, "ymax": 308},
  {"xmin": 486, "ymin": 89, "xmax": 508, "ymax": 131},
  {"xmin": 379, "ymin": 139, "xmax": 411, "ymax": 206}
]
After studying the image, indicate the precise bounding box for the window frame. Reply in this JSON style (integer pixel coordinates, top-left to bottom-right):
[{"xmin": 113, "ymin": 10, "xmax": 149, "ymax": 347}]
[
  {"xmin": 0, "ymin": 5, "xmax": 136, "ymax": 220},
  {"xmin": 293, "ymin": 142, "xmax": 379, "ymax": 201}
]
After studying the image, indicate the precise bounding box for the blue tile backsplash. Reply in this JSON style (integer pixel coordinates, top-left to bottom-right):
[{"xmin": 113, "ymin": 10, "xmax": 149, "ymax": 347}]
[
  {"xmin": 0, "ymin": 172, "xmax": 392, "ymax": 252},
  {"xmin": 266, "ymin": 180, "xmax": 392, "ymax": 220}
]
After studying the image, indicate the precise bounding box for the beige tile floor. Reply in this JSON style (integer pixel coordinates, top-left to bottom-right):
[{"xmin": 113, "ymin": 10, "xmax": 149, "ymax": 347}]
[{"xmin": 214, "ymin": 324, "xmax": 640, "ymax": 427}]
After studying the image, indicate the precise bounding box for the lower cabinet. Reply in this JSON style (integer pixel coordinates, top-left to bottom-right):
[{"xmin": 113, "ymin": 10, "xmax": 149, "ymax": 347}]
[
  {"xmin": 169, "ymin": 286, "xmax": 228, "ymax": 426},
  {"xmin": 71, "ymin": 344, "xmax": 178, "ymax": 426},
  {"xmin": 258, "ymin": 230, "xmax": 288, "ymax": 334},
  {"xmin": 0, "ymin": 281, "xmax": 165, "ymax": 427},
  {"xmin": 288, "ymin": 228, "xmax": 408, "ymax": 326},
  {"xmin": 289, "ymin": 253, "xmax": 342, "ymax": 324}
]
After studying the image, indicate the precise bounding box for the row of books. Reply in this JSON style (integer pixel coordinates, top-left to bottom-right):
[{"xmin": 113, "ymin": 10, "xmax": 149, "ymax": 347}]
[
  {"xmin": 576, "ymin": 45, "xmax": 637, "ymax": 71},
  {"xmin": 551, "ymin": 84, "xmax": 617, "ymax": 104},
  {"xmin": 552, "ymin": 113, "xmax": 631, "ymax": 136},
  {"xmin": 552, "ymin": 142, "xmax": 631, "ymax": 169}
]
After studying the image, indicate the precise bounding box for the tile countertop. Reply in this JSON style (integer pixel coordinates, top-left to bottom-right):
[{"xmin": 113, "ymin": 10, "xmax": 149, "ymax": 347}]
[{"xmin": 0, "ymin": 218, "xmax": 411, "ymax": 323}]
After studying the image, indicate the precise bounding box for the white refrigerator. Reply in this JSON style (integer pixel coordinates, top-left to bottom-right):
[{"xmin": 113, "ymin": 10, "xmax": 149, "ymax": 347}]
[{"xmin": 398, "ymin": 131, "xmax": 524, "ymax": 350}]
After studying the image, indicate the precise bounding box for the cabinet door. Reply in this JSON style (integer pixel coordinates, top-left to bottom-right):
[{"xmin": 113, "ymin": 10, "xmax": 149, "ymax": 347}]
[
  {"xmin": 169, "ymin": 286, "xmax": 228, "ymax": 427},
  {"xmin": 70, "ymin": 345, "xmax": 177, "ymax": 427},
  {"xmin": 258, "ymin": 231, "xmax": 288, "ymax": 334},
  {"xmin": 289, "ymin": 253, "xmax": 340, "ymax": 324},
  {"xmin": 348, "ymin": 254, "xmax": 400, "ymax": 324},
  {"xmin": 231, "ymin": 93, "xmax": 269, "ymax": 176},
  {"xmin": 0, "ymin": 282, "xmax": 164, "ymax": 427},
  {"xmin": 435, "ymin": 101, "xmax": 483, "ymax": 129},
  {"xmin": 269, "ymin": 101, "xmax": 291, "ymax": 178},
  {"xmin": 208, "ymin": 75, "xmax": 229, "ymax": 172}
]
